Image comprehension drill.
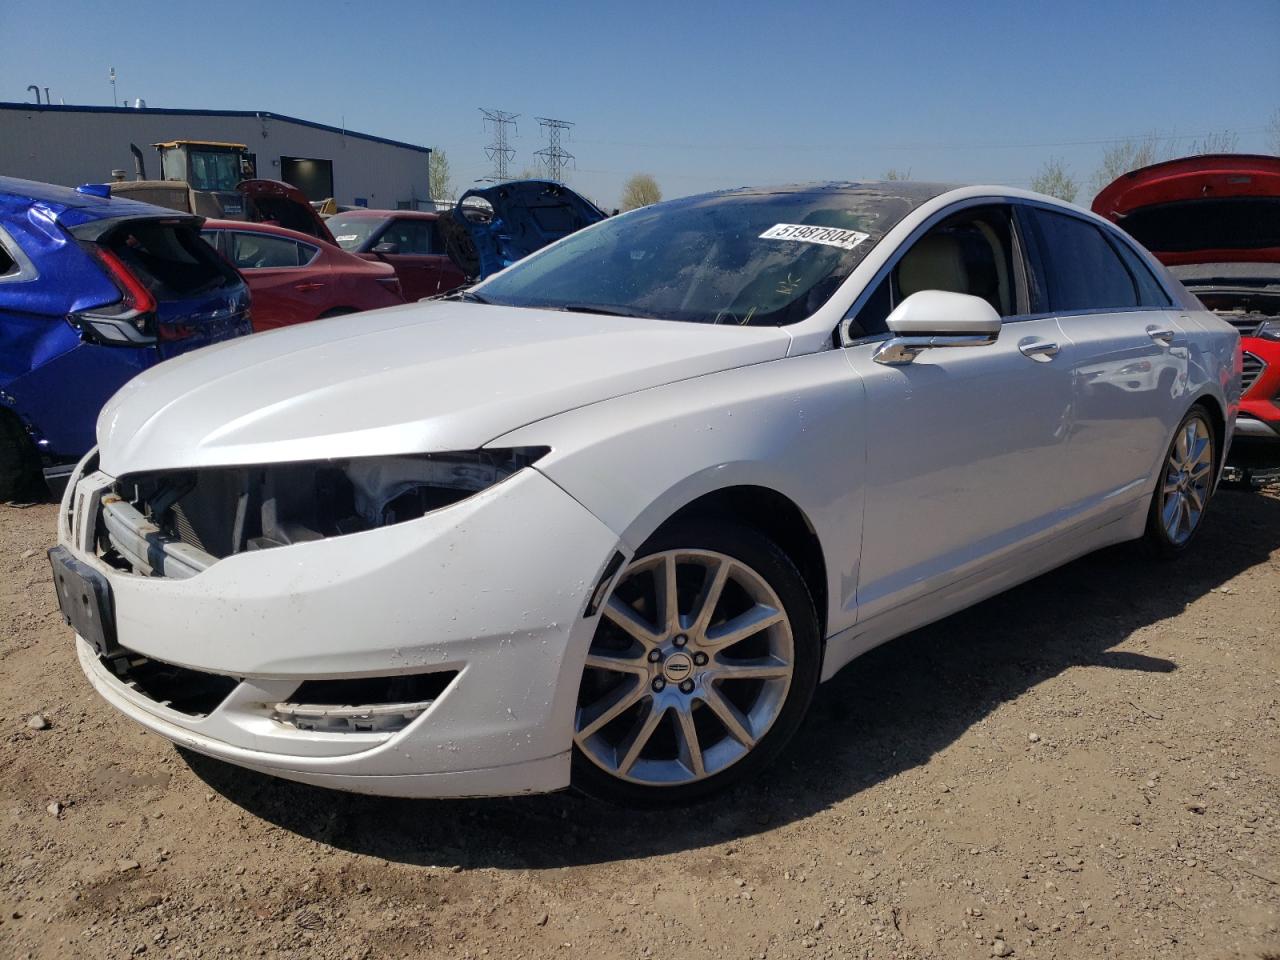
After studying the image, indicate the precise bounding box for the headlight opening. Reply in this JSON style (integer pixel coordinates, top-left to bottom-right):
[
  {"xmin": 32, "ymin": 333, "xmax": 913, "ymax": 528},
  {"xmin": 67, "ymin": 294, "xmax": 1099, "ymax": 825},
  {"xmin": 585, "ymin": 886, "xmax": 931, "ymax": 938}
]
[{"xmin": 106, "ymin": 447, "xmax": 549, "ymax": 568}]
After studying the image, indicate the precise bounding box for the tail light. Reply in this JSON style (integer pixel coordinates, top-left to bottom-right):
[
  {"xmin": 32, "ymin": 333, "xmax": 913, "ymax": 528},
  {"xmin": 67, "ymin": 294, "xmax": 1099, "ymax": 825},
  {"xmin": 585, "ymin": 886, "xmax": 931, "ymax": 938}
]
[{"xmin": 68, "ymin": 244, "xmax": 159, "ymax": 346}]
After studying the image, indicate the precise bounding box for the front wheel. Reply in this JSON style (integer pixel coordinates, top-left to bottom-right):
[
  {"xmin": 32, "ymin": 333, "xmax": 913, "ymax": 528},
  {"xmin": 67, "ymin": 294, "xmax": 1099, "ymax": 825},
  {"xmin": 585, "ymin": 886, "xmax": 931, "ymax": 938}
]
[
  {"xmin": 1143, "ymin": 406, "xmax": 1217, "ymax": 557},
  {"xmin": 571, "ymin": 520, "xmax": 820, "ymax": 807}
]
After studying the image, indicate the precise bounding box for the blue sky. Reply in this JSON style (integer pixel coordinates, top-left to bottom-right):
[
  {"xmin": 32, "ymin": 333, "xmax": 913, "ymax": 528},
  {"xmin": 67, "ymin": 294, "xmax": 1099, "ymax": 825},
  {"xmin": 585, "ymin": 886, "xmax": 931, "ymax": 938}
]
[{"xmin": 2, "ymin": 0, "xmax": 1276, "ymax": 207}]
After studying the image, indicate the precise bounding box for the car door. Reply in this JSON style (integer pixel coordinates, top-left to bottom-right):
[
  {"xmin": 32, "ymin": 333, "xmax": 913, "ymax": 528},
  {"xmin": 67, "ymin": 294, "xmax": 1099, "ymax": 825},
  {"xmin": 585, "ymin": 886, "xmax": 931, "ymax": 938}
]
[
  {"xmin": 372, "ymin": 218, "xmax": 439, "ymax": 300},
  {"xmin": 227, "ymin": 230, "xmax": 323, "ymax": 331},
  {"xmin": 844, "ymin": 202, "xmax": 1077, "ymax": 623},
  {"xmin": 1016, "ymin": 205, "xmax": 1189, "ymax": 514}
]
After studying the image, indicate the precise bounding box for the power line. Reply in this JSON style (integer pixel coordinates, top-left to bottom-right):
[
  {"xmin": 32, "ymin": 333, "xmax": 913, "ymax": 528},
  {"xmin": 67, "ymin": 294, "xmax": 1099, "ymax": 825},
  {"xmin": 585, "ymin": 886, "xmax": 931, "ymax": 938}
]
[
  {"xmin": 534, "ymin": 117, "xmax": 575, "ymax": 181},
  {"xmin": 479, "ymin": 108, "xmax": 519, "ymax": 182},
  {"xmin": 571, "ymin": 126, "xmax": 1268, "ymax": 155}
]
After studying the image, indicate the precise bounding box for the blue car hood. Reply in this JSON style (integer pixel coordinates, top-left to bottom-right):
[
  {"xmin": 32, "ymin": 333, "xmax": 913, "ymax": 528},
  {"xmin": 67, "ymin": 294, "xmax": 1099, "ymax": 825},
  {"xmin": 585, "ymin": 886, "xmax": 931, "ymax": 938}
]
[{"xmin": 440, "ymin": 179, "xmax": 606, "ymax": 280}]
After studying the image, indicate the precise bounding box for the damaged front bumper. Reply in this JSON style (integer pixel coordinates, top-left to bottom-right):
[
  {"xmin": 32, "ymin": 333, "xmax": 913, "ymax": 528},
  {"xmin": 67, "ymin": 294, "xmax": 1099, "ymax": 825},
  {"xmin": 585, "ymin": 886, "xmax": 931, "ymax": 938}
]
[{"xmin": 56, "ymin": 451, "xmax": 621, "ymax": 798}]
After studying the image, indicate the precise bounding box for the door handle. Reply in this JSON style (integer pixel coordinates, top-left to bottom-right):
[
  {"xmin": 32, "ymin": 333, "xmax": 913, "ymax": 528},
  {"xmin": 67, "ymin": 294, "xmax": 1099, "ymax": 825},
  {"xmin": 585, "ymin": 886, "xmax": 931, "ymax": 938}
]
[
  {"xmin": 1146, "ymin": 326, "xmax": 1175, "ymax": 344},
  {"xmin": 1018, "ymin": 339, "xmax": 1060, "ymax": 362},
  {"xmin": 293, "ymin": 281, "xmax": 325, "ymax": 292}
]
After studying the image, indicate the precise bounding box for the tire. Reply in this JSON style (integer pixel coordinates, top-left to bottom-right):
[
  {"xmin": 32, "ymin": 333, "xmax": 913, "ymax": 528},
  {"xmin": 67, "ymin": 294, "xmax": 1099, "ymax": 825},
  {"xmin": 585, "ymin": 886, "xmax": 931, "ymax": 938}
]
[
  {"xmin": 0, "ymin": 414, "xmax": 41, "ymax": 503},
  {"xmin": 1142, "ymin": 405, "xmax": 1217, "ymax": 558},
  {"xmin": 571, "ymin": 519, "xmax": 821, "ymax": 807}
]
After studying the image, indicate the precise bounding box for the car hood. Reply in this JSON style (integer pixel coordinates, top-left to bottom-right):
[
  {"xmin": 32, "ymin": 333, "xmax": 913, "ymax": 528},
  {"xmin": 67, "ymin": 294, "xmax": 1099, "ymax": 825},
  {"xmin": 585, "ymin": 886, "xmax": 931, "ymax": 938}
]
[
  {"xmin": 238, "ymin": 179, "xmax": 336, "ymax": 246},
  {"xmin": 1091, "ymin": 154, "xmax": 1280, "ymax": 268},
  {"xmin": 440, "ymin": 179, "xmax": 607, "ymax": 280},
  {"xmin": 96, "ymin": 302, "xmax": 791, "ymax": 475}
]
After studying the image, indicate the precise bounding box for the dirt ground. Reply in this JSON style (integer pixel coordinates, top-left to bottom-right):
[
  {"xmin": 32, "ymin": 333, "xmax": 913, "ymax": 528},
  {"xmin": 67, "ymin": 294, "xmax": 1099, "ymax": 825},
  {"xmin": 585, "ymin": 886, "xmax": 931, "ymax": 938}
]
[{"xmin": 1, "ymin": 487, "xmax": 1277, "ymax": 960}]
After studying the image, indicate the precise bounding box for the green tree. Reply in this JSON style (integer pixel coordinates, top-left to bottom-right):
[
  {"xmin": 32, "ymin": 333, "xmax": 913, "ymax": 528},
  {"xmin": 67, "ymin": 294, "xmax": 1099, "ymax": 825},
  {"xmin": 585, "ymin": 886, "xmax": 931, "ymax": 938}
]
[
  {"xmin": 1030, "ymin": 158, "xmax": 1079, "ymax": 204},
  {"xmin": 621, "ymin": 173, "xmax": 662, "ymax": 211},
  {"xmin": 881, "ymin": 167, "xmax": 911, "ymax": 181},
  {"xmin": 429, "ymin": 148, "xmax": 453, "ymax": 203}
]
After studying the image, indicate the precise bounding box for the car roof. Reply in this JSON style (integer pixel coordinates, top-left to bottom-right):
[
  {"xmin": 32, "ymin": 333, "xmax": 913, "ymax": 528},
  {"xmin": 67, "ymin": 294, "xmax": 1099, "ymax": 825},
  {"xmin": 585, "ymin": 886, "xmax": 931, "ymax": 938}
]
[
  {"xmin": 695, "ymin": 180, "xmax": 961, "ymax": 202},
  {"xmin": 329, "ymin": 208, "xmax": 440, "ymax": 221},
  {"xmin": 0, "ymin": 175, "xmax": 176, "ymax": 224}
]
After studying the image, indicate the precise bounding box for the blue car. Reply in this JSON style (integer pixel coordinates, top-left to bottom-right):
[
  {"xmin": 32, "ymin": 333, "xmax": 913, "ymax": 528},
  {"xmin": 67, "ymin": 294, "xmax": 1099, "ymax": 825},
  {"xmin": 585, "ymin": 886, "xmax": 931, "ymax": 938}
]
[{"xmin": 0, "ymin": 177, "xmax": 251, "ymax": 500}]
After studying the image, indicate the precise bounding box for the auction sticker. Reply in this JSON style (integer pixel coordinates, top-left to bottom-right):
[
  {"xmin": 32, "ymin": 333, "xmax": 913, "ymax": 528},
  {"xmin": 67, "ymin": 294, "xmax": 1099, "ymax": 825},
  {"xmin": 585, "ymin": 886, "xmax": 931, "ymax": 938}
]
[{"xmin": 759, "ymin": 223, "xmax": 870, "ymax": 251}]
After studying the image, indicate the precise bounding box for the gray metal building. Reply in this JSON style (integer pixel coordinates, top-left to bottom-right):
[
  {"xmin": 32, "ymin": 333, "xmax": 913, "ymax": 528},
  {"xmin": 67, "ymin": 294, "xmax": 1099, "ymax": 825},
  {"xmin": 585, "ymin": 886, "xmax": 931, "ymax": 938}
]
[{"xmin": 0, "ymin": 102, "xmax": 432, "ymax": 209}]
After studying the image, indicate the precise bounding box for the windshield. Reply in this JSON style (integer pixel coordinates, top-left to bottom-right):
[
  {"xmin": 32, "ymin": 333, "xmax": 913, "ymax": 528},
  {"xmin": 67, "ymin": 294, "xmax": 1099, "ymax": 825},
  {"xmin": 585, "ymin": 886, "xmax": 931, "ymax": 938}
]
[
  {"xmin": 188, "ymin": 151, "xmax": 242, "ymax": 193},
  {"xmin": 473, "ymin": 188, "xmax": 925, "ymax": 325},
  {"xmin": 327, "ymin": 214, "xmax": 384, "ymax": 252}
]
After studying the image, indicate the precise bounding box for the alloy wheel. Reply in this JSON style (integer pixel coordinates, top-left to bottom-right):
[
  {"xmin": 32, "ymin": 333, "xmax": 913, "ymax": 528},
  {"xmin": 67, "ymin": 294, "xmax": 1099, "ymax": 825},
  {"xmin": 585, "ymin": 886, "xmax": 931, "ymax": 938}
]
[
  {"xmin": 574, "ymin": 549, "xmax": 795, "ymax": 786},
  {"xmin": 1160, "ymin": 414, "xmax": 1213, "ymax": 545}
]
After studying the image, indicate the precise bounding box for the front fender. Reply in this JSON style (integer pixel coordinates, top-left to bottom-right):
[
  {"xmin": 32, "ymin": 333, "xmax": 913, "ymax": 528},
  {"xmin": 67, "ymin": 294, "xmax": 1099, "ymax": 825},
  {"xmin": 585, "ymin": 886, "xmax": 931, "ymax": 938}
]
[{"xmin": 492, "ymin": 349, "xmax": 867, "ymax": 638}]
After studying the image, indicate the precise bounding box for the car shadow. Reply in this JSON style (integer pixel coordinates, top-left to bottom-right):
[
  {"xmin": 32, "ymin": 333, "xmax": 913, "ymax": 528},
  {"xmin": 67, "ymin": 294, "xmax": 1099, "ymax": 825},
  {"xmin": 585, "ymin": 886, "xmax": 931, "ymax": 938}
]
[{"xmin": 181, "ymin": 487, "xmax": 1280, "ymax": 869}]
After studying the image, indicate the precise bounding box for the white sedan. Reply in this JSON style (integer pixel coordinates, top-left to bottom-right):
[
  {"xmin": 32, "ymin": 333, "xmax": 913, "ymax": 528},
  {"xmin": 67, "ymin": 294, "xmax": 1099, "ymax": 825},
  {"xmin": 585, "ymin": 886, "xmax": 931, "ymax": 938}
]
[{"xmin": 52, "ymin": 182, "xmax": 1240, "ymax": 805}]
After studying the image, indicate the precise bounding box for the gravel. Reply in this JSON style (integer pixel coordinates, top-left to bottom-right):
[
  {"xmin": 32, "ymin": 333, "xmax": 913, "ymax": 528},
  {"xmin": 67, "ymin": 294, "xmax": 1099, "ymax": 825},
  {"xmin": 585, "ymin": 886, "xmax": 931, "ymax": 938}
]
[{"xmin": 2, "ymin": 489, "xmax": 1278, "ymax": 959}]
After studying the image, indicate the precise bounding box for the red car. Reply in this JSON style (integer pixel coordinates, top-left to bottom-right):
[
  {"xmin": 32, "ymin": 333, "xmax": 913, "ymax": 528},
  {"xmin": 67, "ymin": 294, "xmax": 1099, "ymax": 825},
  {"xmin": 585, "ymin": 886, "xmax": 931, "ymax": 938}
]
[
  {"xmin": 1093, "ymin": 154, "xmax": 1280, "ymax": 482},
  {"xmin": 325, "ymin": 209, "xmax": 466, "ymax": 301},
  {"xmin": 201, "ymin": 220, "xmax": 404, "ymax": 332}
]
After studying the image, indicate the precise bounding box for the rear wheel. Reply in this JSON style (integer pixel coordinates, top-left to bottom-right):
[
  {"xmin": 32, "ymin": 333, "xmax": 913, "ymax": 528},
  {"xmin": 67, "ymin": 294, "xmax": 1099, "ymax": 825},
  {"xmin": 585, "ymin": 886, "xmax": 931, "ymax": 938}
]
[
  {"xmin": 0, "ymin": 414, "xmax": 42, "ymax": 503},
  {"xmin": 571, "ymin": 520, "xmax": 820, "ymax": 806},
  {"xmin": 1143, "ymin": 405, "xmax": 1216, "ymax": 557}
]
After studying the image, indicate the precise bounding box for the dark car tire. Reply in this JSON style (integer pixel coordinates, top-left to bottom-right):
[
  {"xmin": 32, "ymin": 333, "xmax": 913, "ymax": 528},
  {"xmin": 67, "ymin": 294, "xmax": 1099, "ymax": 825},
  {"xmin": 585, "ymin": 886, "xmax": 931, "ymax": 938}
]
[
  {"xmin": 0, "ymin": 414, "xmax": 42, "ymax": 503},
  {"xmin": 1142, "ymin": 405, "xmax": 1217, "ymax": 559},
  {"xmin": 571, "ymin": 519, "xmax": 821, "ymax": 808}
]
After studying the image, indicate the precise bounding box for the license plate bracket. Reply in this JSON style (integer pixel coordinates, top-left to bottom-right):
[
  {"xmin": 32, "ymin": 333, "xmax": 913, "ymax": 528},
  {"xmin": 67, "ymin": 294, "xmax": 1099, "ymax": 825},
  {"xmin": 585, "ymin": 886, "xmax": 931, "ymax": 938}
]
[{"xmin": 48, "ymin": 545, "xmax": 119, "ymax": 657}]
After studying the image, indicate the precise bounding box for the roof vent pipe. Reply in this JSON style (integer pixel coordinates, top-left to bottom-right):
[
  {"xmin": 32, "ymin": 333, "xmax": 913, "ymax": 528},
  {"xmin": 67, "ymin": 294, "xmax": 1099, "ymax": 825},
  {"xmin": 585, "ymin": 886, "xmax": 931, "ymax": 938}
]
[{"xmin": 129, "ymin": 143, "xmax": 147, "ymax": 181}]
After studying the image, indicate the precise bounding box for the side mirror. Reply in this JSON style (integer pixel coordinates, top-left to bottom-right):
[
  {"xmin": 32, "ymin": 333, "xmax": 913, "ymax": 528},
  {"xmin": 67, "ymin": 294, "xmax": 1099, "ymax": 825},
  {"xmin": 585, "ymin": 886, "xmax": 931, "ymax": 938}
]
[
  {"xmin": 372, "ymin": 241, "xmax": 400, "ymax": 255},
  {"xmin": 874, "ymin": 290, "xmax": 1001, "ymax": 365}
]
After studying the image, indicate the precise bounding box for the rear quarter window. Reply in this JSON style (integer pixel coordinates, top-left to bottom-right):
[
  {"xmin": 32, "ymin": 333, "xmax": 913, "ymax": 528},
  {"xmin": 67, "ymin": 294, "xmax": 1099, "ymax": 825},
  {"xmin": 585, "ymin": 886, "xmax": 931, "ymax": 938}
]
[{"xmin": 1107, "ymin": 233, "xmax": 1172, "ymax": 308}]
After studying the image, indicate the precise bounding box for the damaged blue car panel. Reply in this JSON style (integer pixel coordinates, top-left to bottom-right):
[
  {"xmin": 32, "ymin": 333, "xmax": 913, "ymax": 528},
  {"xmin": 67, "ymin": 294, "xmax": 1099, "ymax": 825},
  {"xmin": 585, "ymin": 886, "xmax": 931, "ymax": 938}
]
[
  {"xmin": 439, "ymin": 180, "xmax": 607, "ymax": 281},
  {"xmin": 0, "ymin": 176, "xmax": 250, "ymax": 489}
]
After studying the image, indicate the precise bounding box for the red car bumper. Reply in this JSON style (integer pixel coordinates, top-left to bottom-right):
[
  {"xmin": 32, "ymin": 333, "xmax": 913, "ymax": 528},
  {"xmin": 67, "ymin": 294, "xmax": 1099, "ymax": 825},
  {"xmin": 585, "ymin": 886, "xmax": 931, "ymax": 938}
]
[{"xmin": 1231, "ymin": 335, "xmax": 1280, "ymax": 471}]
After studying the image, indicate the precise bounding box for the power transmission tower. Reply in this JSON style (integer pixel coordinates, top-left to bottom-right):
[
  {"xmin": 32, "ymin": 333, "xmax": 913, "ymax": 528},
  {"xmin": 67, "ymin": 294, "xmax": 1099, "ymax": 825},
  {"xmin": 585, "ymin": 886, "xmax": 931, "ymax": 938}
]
[
  {"xmin": 479, "ymin": 108, "xmax": 519, "ymax": 182},
  {"xmin": 534, "ymin": 117, "xmax": 575, "ymax": 182}
]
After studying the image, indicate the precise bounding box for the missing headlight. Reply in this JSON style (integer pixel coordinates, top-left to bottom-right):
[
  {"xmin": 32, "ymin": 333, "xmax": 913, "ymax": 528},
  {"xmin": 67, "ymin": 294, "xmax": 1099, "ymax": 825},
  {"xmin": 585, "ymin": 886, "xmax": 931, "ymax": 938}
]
[
  {"xmin": 345, "ymin": 448, "xmax": 548, "ymax": 527},
  {"xmin": 109, "ymin": 447, "xmax": 548, "ymax": 566}
]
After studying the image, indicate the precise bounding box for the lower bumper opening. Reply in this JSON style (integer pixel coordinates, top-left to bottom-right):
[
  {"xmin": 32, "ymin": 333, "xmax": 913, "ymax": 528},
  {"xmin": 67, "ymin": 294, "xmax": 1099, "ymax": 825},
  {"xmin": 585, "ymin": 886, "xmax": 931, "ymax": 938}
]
[
  {"xmin": 272, "ymin": 672, "xmax": 459, "ymax": 733},
  {"xmin": 101, "ymin": 649, "xmax": 239, "ymax": 717}
]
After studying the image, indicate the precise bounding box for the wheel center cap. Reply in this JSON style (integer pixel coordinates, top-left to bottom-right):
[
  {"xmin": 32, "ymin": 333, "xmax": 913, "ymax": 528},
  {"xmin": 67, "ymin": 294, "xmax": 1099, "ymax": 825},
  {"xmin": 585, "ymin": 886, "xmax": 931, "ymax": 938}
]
[{"xmin": 662, "ymin": 652, "xmax": 694, "ymax": 683}]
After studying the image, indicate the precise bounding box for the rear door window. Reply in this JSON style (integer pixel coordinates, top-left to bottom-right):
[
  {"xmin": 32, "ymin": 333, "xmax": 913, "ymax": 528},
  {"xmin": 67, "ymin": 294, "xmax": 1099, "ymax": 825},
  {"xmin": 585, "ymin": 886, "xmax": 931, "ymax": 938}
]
[
  {"xmin": 229, "ymin": 232, "xmax": 318, "ymax": 269},
  {"xmin": 1024, "ymin": 208, "xmax": 1138, "ymax": 313},
  {"xmin": 104, "ymin": 220, "xmax": 237, "ymax": 300}
]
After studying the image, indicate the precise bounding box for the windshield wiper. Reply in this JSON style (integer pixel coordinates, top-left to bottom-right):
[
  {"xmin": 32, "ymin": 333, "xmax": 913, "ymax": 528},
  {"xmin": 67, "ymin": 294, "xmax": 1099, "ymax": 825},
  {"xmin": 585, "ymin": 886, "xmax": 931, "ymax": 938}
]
[
  {"xmin": 551, "ymin": 303, "xmax": 647, "ymax": 318},
  {"xmin": 447, "ymin": 289, "xmax": 492, "ymax": 304}
]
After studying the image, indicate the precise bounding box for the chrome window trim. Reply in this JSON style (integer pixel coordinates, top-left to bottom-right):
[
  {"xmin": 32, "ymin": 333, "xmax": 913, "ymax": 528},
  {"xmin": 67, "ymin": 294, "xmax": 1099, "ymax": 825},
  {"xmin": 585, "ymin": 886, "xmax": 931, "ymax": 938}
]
[
  {"xmin": 0, "ymin": 224, "xmax": 38, "ymax": 284},
  {"xmin": 838, "ymin": 195, "xmax": 1184, "ymax": 347}
]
